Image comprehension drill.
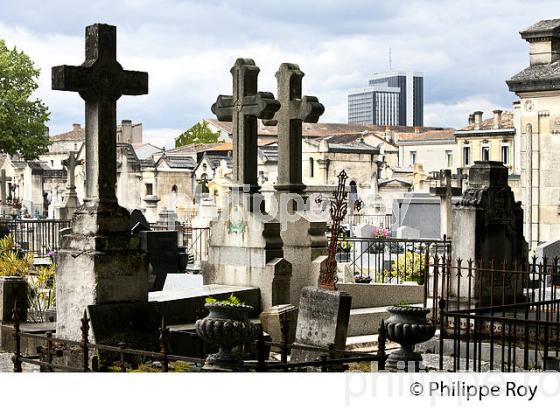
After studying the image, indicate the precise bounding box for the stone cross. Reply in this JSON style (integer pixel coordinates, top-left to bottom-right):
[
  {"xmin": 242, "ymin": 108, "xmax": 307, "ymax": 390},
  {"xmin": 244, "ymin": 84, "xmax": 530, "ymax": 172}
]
[
  {"xmin": 273, "ymin": 63, "xmax": 324, "ymax": 195},
  {"xmin": 0, "ymin": 170, "xmax": 12, "ymax": 203},
  {"xmin": 211, "ymin": 58, "xmax": 280, "ymax": 194},
  {"xmin": 430, "ymin": 169, "xmax": 462, "ymax": 239},
  {"xmin": 52, "ymin": 24, "xmax": 148, "ymax": 205},
  {"xmin": 62, "ymin": 151, "xmax": 83, "ymax": 189}
]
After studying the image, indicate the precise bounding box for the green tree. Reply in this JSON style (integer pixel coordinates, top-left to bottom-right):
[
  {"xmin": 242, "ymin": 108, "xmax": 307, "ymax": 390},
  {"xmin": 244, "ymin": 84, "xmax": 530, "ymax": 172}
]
[
  {"xmin": 175, "ymin": 120, "xmax": 222, "ymax": 147},
  {"xmin": 0, "ymin": 39, "xmax": 50, "ymax": 160}
]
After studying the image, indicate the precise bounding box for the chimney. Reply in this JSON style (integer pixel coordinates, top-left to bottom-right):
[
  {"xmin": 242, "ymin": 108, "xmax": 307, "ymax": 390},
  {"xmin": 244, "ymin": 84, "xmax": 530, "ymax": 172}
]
[
  {"xmin": 468, "ymin": 114, "xmax": 475, "ymax": 126},
  {"xmin": 493, "ymin": 109, "xmax": 503, "ymax": 129},
  {"xmin": 414, "ymin": 126, "xmax": 420, "ymax": 134},
  {"xmin": 520, "ymin": 20, "xmax": 560, "ymax": 66},
  {"xmin": 473, "ymin": 111, "xmax": 483, "ymax": 130},
  {"xmin": 121, "ymin": 120, "xmax": 132, "ymax": 143},
  {"xmin": 72, "ymin": 123, "xmax": 81, "ymax": 131}
]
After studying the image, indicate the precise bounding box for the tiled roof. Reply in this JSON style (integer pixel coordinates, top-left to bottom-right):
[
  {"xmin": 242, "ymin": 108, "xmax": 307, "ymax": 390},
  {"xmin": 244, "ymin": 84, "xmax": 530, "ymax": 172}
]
[
  {"xmin": 508, "ymin": 61, "xmax": 560, "ymax": 89},
  {"xmin": 205, "ymin": 118, "xmax": 446, "ymax": 139},
  {"xmin": 456, "ymin": 111, "xmax": 514, "ymax": 132},
  {"xmin": 396, "ymin": 129, "xmax": 456, "ymax": 142},
  {"xmin": 161, "ymin": 155, "xmax": 196, "ymax": 169},
  {"xmin": 50, "ymin": 127, "xmax": 85, "ymax": 142},
  {"xmin": 165, "ymin": 143, "xmax": 225, "ymax": 155}
]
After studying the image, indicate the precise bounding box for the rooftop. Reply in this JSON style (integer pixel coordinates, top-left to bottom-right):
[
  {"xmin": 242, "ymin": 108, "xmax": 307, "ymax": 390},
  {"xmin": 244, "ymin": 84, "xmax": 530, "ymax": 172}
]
[
  {"xmin": 507, "ymin": 62, "xmax": 560, "ymax": 91},
  {"xmin": 456, "ymin": 111, "xmax": 514, "ymax": 132},
  {"xmin": 396, "ymin": 129, "xmax": 456, "ymax": 143},
  {"xmin": 520, "ymin": 19, "xmax": 560, "ymax": 39}
]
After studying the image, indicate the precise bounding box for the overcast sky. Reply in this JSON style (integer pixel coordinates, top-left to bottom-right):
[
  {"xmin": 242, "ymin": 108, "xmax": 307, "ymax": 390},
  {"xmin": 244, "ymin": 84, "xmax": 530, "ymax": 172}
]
[{"xmin": 1, "ymin": 1, "xmax": 559, "ymax": 148}]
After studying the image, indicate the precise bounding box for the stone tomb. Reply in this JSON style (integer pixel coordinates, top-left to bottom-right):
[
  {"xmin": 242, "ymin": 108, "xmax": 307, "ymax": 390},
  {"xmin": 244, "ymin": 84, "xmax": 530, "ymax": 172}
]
[
  {"xmin": 290, "ymin": 286, "xmax": 351, "ymax": 362},
  {"xmin": 391, "ymin": 192, "xmax": 441, "ymax": 239},
  {"xmin": 451, "ymin": 161, "xmax": 528, "ymax": 306}
]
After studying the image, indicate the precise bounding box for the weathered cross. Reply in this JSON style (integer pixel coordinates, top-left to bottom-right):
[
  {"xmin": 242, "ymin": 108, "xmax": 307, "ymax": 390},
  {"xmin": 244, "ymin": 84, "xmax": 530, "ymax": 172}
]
[
  {"xmin": 62, "ymin": 151, "xmax": 83, "ymax": 189},
  {"xmin": 0, "ymin": 170, "xmax": 12, "ymax": 203},
  {"xmin": 272, "ymin": 63, "xmax": 324, "ymax": 195},
  {"xmin": 52, "ymin": 24, "xmax": 148, "ymax": 205},
  {"xmin": 430, "ymin": 169, "xmax": 462, "ymax": 238},
  {"xmin": 211, "ymin": 58, "xmax": 280, "ymax": 194}
]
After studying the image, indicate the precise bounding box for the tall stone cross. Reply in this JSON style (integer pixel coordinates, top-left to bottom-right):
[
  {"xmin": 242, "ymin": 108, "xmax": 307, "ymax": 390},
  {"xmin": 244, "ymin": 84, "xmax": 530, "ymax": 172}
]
[
  {"xmin": 52, "ymin": 24, "xmax": 148, "ymax": 205},
  {"xmin": 62, "ymin": 151, "xmax": 83, "ymax": 190},
  {"xmin": 273, "ymin": 63, "xmax": 324, "ymax": 196},
  {"xmin": 211, "ymin": 58, "xmax": 280, "ymax": 195},
  {"xmin": 430, "ymin": 169, "xmax": 462, "ymax": 239},
  {"xmin": 0, "ymin": 170, "xmax": 12, "ymax": 203}
]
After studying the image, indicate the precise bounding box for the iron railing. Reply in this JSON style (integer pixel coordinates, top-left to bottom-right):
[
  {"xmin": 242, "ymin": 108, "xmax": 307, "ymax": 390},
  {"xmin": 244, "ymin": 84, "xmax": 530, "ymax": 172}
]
[
  {"xmin": 336, "ymin": 236, "xmax": 450, "ymax": 284},
  {"xmin": 439, "ymin": 298, "xmax": 560, "ymax": 372},
  {"xmin": 3, "ymin": 309, "xmax": 386, "ymax": 373},
  {"xmin": 344, "ymin": 213, "xmax": 392, "ymax": 228},
  {"xmin": 0, "ymin": 218, "xmax": 70, "ymax": 258}
]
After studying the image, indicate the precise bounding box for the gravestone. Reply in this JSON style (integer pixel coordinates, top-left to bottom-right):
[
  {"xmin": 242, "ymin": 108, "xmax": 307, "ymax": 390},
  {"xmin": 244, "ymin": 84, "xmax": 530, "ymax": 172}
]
[
  {"xmin": 57, "ymin": 151, "xmax": 83, "ymax": 220},
  {"xmin": 451, "ymin": 161, "xmax": 528, "ymax": 305},
  {"xmin": 430, "ymin": 169, "xmax": 462, "ymax": 239},
  {"xmin": 140, "ymin": 230, "xmax": 179, "ymax": 291},
  {"xmin": 52, "ymin": 24, "xmax": 149, "ymax": 340},
  {"xmin": 392, "ymin": 192, "xmax": 440, "ymax": 239},
  {"xmin": 204, "ymin": 58, "xmax": 292, "ymax": 310},
  {"xmin": 396, "ymin": 225, "xmax": 420, "ymax": 239},
  {"xmin": 290, "ymin": 286, "xmax": 351, "ymax": 362},
  {"xmin": 535, "ymin": 240, "xmax": 560, "ymax": 263},
  {"xmin": 130, "ymin": 209, "xmax": 151, "ymax": 233}
]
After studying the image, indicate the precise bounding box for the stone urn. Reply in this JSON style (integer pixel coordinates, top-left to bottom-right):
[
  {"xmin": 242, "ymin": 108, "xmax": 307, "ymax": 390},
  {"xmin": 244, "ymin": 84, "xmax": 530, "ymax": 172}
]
[
  {"xmin": 384, "ymin": 306, "xmax": 435, "ymax": 371},
  {"xmin": 195, "ymin": 302, "xmax": 258, "ymax": 371}
]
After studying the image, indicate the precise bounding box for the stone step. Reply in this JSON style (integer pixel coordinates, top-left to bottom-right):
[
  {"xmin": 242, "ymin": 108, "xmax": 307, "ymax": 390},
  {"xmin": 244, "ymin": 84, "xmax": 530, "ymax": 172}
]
[{"xmin": 347, "ymin": 303, "xmax": 424, "ymax": 338}]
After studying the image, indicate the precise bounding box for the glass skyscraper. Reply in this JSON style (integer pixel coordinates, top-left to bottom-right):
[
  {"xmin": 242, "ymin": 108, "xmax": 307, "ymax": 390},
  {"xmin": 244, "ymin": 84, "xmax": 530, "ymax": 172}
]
[{"xmin": 348, "ymin": 71, "xmax": 424, "ymax": 127}]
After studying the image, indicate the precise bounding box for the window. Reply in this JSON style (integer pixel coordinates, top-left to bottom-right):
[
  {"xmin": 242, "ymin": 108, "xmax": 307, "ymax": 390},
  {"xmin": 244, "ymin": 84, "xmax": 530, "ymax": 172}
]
[
  {"xmin": 145, "ymin": 183, "xmax": 153, "ymax": 196},
  {"xmin": 463, "ymin": 145, "xmax": 471, "ymax": 166},
  {"xmin": 410, "ymin": 151, "xmax": 417, "ymax": 165},
  {"xmin": 501, "ymin": 144, "xmax": 510, "ymax": 165},
  {"xmin": 309, "ymin": 158, "xmax": 314, "ymax": 178},
  {"xmin": 481, "ymin": 145, "xmax": 490, "ymax": 161},
  {"xmin": 446, "ymin": 150, "xmax": 453, "ymax": 168}
]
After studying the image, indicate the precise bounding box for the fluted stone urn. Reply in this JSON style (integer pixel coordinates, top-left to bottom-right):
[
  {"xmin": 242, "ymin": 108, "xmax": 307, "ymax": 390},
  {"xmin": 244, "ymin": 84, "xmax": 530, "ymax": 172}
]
[
  {"xmin": 195, "ymin": 302, "xmax": 258, "ymax": 371},
  {"xmin": 384, "ymin": 306, "xmax": 435, "ymax": 371}
]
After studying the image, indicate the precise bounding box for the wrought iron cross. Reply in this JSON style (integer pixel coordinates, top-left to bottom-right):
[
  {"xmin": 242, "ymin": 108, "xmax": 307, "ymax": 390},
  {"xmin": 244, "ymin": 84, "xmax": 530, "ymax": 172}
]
[
  {"xmin": 52, "ymin": 24, "xmax": 148, "ymax": 205},
  {"xmin": 211, "ymin": 58, "xmax": 280, "ymax": 195},
  {"xmin": 319, "ymin": 170, "xmax": 349, "ymax": 290},
  {"xmin": 272, "ymin": 63, "xmax": 324, "ymax": 194}
]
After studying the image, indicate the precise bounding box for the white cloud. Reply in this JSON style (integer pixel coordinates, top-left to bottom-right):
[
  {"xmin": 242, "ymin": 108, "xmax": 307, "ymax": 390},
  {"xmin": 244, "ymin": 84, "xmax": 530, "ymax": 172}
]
[{"xmin": 1, "ymin": 0, "xmax": 559, "ymax": 135}]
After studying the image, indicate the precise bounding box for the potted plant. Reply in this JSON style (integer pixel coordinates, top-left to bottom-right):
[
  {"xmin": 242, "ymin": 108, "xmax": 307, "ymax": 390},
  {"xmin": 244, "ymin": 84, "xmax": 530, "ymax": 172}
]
[
  {"xmin": 384, "ymin": 301, "xmax": 435, "ymax": 371},
  {"xmin": 369, "ymin": 226, "xmax": 390, "ymax": 253},
  {"xmin": 353, "ymin": 272, "xmax": 372, "ymax": 284},
  {"xmin": 195, "ymin": 294, "xmax": 258, "ymax": 371},
  {"xmin": 0, "ymin": 235, "xmax": 30, "ymax": 322}
]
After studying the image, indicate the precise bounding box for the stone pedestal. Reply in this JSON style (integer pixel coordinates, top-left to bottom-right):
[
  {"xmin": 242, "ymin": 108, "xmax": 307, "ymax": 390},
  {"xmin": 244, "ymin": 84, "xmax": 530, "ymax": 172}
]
[
  {"xmin": 280, "ymin": 212, "xmax": 328, "ymax": 306},
  {"xmin": 202, "ymin": 198, "xmax": 292, "ymax": 310},
  {"xmin": 56, "ymin": 202, "xmax": 148, "ymax": 340},
  {"xmin": 143, "ymin": 195, "xmax": 160, "ymax": 224},
  {"xmin": 259, "ymin": 304, "xmax": 298, "ymax": 348},
  {"xmin": 451, "ymin": 161, "xmax": 527, "ymax": 306}
]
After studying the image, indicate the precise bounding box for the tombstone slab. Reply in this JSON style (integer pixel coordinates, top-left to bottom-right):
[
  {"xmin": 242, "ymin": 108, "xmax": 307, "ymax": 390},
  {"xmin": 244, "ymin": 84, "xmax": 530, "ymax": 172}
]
[
  {"xmin": 259, "ymin": 304, "xmax": 298, "ymax": 349},
  {"xmin": 290, "ymin": 286, "xmax": 351, "ymax": 362}
]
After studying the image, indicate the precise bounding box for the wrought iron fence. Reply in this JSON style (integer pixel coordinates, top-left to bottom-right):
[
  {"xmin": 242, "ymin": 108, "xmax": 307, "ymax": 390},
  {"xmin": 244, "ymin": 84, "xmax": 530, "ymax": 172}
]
[
  {"xmin": 428, "ymin": 256, "xmax": 560, "ymax": 322},
  {"xmin": 3, "ymin": 309, "xmax": 386, "ymax": 373},
  {"xmin": 439, "ymin": 298, "xmax": 560, "ymax": 372},
  {"xmin": 0, "ymin": 218, "xmax": 71, "ymax": 258},
  {"xmin": 336, "ymin": 236, "xmax": 450, "ymax": 284}
]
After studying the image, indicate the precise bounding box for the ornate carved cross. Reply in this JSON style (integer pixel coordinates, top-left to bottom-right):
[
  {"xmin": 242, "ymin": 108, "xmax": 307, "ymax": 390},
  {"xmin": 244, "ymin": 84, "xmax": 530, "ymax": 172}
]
[
  {"xmin": 211, "ymin": 58, "xmax": 280, "ymax": 195},
  {"xmin": 52, "ymin": 24, "xmax": 148, "ymax": 205},
  {"xmin": 62, "ymin": 151, "xmax": 83, "ymax": 190}
]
